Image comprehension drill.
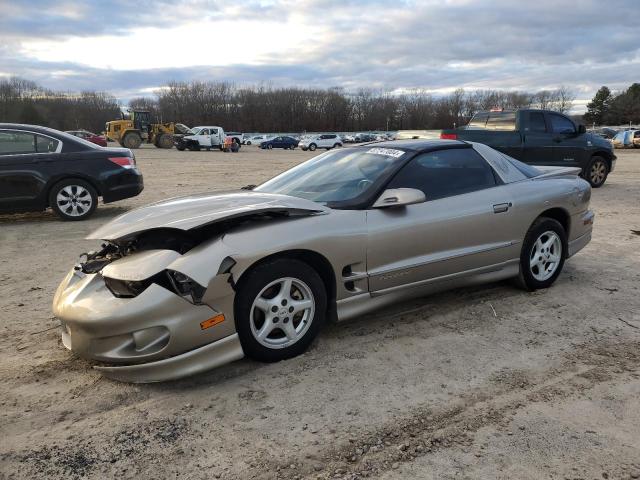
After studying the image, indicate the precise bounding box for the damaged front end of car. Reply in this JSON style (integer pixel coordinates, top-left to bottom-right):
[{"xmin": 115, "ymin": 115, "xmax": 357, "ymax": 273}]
[{"xmin": 53, "ymin": 191, "xmax": 328, "ymax": 382}]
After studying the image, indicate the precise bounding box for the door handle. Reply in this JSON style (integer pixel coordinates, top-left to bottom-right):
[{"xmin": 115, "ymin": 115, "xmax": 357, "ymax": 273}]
[{"xmin": 493, "ymin": 202, "xmax": 512, "ymax": 213}]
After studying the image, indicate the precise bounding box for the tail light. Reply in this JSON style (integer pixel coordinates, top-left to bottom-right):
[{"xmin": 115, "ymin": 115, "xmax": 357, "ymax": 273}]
[
  {"xmin": 440, "ymin": 133, "xmax": 457, "ymax": 140},
  {"xmin": 108, "ymin": 156, "xmax": 135, "ymax": 169}
]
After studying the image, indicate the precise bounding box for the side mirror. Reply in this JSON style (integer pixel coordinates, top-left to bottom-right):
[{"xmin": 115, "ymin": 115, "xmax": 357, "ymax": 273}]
[
  {"xmin": 578, "ymin": 124, "xmax": 587, "ymax": 134},
  {"xmin": 372, "ymin": 188, "xmax": 426, "ymax": 208}
]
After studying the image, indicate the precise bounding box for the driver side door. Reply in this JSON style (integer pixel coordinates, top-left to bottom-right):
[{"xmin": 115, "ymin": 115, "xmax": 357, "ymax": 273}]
[{"xmin": 366, "ymin": 148, "xmax": 520, "ymax": 293}]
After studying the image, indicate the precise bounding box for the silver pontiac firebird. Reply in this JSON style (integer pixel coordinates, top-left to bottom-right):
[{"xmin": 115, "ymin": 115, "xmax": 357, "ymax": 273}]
[{"xmin": 53, "ymin": 140, "xmax": 594, "ymax": 382}]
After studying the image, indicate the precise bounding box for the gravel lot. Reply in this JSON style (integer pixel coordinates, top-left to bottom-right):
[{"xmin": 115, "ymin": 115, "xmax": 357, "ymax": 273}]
[{"xmin": 1, "ymin": 145, "xmax": 639, "ymax": 480}]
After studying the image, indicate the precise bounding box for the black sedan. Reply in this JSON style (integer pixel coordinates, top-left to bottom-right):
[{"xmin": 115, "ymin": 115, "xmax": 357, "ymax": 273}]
[
  {"xmin": 259, "ymin": 136, "xmax": 299, "ymax": 150},
  {"xmin": 0, "ymin": 124, "xmax": 144, "ymax": 221}
]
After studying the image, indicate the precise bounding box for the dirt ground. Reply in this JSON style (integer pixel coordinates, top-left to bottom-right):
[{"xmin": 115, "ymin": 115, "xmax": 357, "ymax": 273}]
[{"xmin": 1, "ymin": 145, "xmax": 639, "ymax": 480}]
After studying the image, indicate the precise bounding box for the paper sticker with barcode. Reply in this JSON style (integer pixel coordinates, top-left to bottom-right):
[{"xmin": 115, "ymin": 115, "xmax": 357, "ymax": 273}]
[{"xmin": 366, "ymin": 148, "xmax": 405, "ymax": 158}]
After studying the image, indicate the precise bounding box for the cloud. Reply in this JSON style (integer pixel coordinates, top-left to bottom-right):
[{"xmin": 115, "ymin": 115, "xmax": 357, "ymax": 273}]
[{"xmin": 0, "ymin": 0, "xmax": 638, "ymax": 112}]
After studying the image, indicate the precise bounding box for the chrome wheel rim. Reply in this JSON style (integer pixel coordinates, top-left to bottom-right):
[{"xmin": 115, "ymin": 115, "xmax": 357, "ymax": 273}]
[
  {"xmin": 529, "ymin": 230, "xmax": 562, "ymax": 281},
  {"xmin": 250, "ymin": 277, "xmax": 315, "ymax": 349},
  {"xmin": 56, "ymin": 185, "xmax": 92, "ymax": 217},
  {"xmin": 590, "ymin": 160, "xmax": 606, "ymax": 185}
]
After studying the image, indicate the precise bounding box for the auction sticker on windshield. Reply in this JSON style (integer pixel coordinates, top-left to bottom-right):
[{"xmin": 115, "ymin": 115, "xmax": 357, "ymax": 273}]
[{"xmin": 366, "ymin": 148, "xmax": 405, "ymax": 158}]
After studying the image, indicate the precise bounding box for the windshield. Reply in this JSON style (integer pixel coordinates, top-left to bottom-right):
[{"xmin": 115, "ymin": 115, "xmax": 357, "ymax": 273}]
[
  {"xmin": 190, "ymin": 127, "xmax": 202, "ymax": 135},
  {"xmin": 255, "ymin": 147, "xmax": 406, "ymax": 205}
]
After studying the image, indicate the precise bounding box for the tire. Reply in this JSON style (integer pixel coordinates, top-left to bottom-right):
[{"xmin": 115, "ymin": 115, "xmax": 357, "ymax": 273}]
[
  {"xmin": 122, "ymin": 132, "xmax": 142, "ymax": 149},
  {"xmin": 235, "ymin": 258, "xmax": 327, "ymax": 362},
  {"xmin": 156, "ymin": 133, "xmax": 173, "ymax": 149},
  {"xmin": 308, "ymin": 143, "xmax": 317, "ymax": 151},
  {"xmin": 49, "ymin": 178, "xmax": 98, "ymax": 221},
  {"xmin": 333, "ymin": 143, "xmax": 342, "ymax": 149},
  {"xmin": 267, "ymin": 144, "xmax": 273, "ymax": 150},
  {"xmin": 246, "ymin": 141, "xmax": 252, "ymax": 145},
  {"xmin": 516, "ymin": 217, "xmax": 567, "ymax": 291},
  {"xmin": 176, "ymin": 145, "xmax": 185, "ymax": 151},
  {"xmin": 585, "ymin": 156, "xmax": 609, "ymax": 188}
]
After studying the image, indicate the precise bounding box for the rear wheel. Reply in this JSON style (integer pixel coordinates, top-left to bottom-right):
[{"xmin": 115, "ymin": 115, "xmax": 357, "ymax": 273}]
[
  {"xmin": 49, "ymin": 179, "xmax": 98, "ymax": 221},
  {"xmin": 333, "ymin": 143, "xmax": 342, "ymax": 148},
  {"xmin": 235, "ymin": 259, "xmax": 327, "ymax": 362},
  {"xmin": 586, "ymin": 156, "xmax": 609, "ymax": 188},
  {"xmin": 122, "ymin": 132, "xmax": 142, "ymax": 149},
  {"xmin": 516, "ymin": 217, "xmax": 566, "ymax": 291}
]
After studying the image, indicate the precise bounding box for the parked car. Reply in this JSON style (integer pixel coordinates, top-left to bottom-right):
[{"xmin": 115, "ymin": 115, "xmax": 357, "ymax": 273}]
[
  {"xmin": 225, "ymin": 131, "xmax": 243, "ymax": 145},
  {"xmin": 343, "ymin": 134, "xmax": 356, "ymax": 143},
  {"xmin": 245, "ymin": 135, "xmax": 272, "ymax": 146},
  {"xmin": 175, "ymin": 126, "xmax": 226, "ymax": 151},
  {"xmin": 612, "ymin": 130, "xmax": 640, "ymax": 149},
  {"xmin": 260, "ymin": 136, "xmax": 299, "ymax": 150},
  {"xmin": 355, "ymin": 133, "xmax": 376, "ymax": 142},
  {"xmin": 53, "ymin": 139, "xmax": 593, "ymax": 381},
  {"xmin": 299, "ymin": 134, "xmax": 342, "ymax": 151},
  {"xmin": 441, "ymin": 109, "xmax": 616, "ymax": 187},
  {"xmin": 65, "ymin": 130, "xmax": 108, "ymax": 147},
  {"xmin": 0, "ymin": 124, "xmax": 143, "ymax": 220}
]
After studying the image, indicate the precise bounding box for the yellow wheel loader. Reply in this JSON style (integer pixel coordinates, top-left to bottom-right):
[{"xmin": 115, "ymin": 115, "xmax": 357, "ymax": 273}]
[{"xmin": 104, "ymin": 110, "xmax": 191, "ymax": 149}]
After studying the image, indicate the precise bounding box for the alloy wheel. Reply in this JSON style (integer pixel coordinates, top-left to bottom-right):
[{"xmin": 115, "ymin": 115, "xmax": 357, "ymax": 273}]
[
  {"xmin": 590, "ymin": 160, "xmax": 606, "ymax": 185},
  {"xmin": 249, "ymin": 277, "xmax": 315, "ymax": 349},
  {"xmin": 529, "ymin": 230, "xmax": 562, "ymax": 281},
  {"xmin": 56, "ymin": 185, "xmax": 93, "ymax": 217}
]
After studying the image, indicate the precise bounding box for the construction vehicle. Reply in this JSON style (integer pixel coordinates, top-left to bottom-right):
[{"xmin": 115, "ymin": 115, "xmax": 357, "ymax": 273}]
[{"xmin": 104, "ymin": 109, "xmax": 191, "ymax": 149}]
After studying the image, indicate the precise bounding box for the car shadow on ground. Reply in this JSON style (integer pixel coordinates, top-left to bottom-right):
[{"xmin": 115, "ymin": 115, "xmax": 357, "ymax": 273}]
[{"xmin": 141, "ymin": 278, "xmax": 541, "ymax": 393}]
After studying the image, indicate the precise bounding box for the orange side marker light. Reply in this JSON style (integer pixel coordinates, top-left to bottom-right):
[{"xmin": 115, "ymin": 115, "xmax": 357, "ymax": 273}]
[{"xmin": 200, "ymin": 314, "xmax": 225, "ymax": 330}]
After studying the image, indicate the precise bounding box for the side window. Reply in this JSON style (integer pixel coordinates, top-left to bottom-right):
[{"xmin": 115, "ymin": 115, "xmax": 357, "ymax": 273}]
[
  {"xmin": 210, "ymin": 129, "xmax": 217, "ymax": 134},
  {"xmin": 200, "ymin": 128, "xmax": 210, "ymax": 135},
  {"xmin": 528, "ymin": 112, "xmax": 547, "ymax": 133},
  {"xmin": 36, "ymin": 135, "xmax": 60, "ymax": 153},
  {"xmin": 387, "ymin": 148, "xmax": 497, "ymax": 201},
  {"xmin": 548, "ymin": 113, "xmax": 576, "ymax": 134},
  {"xmin": 468, "ymin": 112, "xmax": 488, "ymax": 128},
  {"xmin": 485, "ymin": 112, "xmax": 516, "ymax": 131},
  {"xmin": 0, "ymin": 131, "xmax": 36, "ymax": 155}
]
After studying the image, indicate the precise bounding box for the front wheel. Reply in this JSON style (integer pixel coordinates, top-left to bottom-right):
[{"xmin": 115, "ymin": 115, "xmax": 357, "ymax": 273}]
[
  {"xmin": 308, "ymin": 143, "xmax": 317, "ymax": 151},
  {"xmin": 267, "ymin": 144, "xmax": 273, "ymax": 150},
  {"xmin": 516, "ymin": 217, "xmax": 566, "ymax": 291},
  {"xmin": 235, "ymin": 259, "xmax": 327, "ymax": 362},
  {"xmin": 49, "ymin": 179, "xmax": 98, "ymax": 221},
  {"xmin": 585, "ymin": 156, "xmax": 609, "ymax": 188}
]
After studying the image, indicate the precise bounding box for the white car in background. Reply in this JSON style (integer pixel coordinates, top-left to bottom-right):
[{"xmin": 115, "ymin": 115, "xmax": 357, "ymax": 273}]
[
  {"xmin": 299, "ymin": 134, "xmax": 343, "ymax": 151},
  {"xmin": 245, "ymin": 135, "xmax": 273, "ymax": 146}
]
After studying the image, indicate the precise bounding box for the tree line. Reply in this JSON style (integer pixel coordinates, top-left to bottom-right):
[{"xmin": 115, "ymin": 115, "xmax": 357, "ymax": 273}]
[
  {"xmin": 1, "ymin": 76, "xmax": 578, "ymax": 133},
  {"xmin": 0, "ymin": 77, "xmax": 119, "ymax": 133},
  {"xmin": 583, "ymin": 83, "xmax": 640, "ymax": 126}
]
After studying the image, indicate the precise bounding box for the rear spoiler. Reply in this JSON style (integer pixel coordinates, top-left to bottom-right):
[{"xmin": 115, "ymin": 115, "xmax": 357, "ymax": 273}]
[{"xmin": 533, "ymin": 166, "xmax": 582, "ymax": 180}]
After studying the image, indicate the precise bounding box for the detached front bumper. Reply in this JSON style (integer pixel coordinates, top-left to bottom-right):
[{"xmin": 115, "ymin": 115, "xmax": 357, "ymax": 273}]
[{"xmin": 53, "ymin": 267, "xmax": 243, "ymax": 382}]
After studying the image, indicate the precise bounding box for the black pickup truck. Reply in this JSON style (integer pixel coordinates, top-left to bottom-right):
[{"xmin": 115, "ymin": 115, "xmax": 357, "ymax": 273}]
[{"xmin": 440, "ymin": 109, "xmax": 616, "ymax": 187}]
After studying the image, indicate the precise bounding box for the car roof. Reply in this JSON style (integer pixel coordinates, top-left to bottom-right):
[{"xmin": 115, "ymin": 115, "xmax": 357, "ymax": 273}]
[
  {"xmin": 0, "ymin": 123, "xmax": 68, "ymax": 135},
  {"xmin": 356, "ymin": 138, "xmax": 467, "ymax": 152}
]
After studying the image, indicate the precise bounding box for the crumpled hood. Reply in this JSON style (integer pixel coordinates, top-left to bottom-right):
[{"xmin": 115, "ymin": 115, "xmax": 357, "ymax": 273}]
[{"xmin": 88, "ymin": 191, "xmax": 329, "ymax": 240}]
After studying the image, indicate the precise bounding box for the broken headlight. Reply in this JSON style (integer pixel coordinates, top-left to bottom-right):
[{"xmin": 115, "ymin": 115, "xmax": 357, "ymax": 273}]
[
  {"xmin": 104, "ymin": 276, "xmax": 153, "ymax": 298},
  {"xmin": 166, "ymin": 270, "xmax": 206, "ymax": 304}
]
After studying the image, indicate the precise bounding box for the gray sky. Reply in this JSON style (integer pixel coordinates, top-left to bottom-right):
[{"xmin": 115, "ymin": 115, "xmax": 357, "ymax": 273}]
[{"xmin": 1, "ymin": 0, "xmax": 638, "ymax": 112}]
